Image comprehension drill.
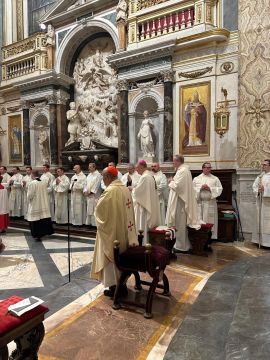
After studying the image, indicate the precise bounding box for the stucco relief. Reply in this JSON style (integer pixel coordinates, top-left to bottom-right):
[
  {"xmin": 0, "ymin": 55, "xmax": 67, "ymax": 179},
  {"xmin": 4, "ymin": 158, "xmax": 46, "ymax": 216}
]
[
  {"xmin": 238, "ymin": 0, "xmax": 270, "ymax": 168},
  {"xmin": 70, "ymin": 37, "xmax": 118, "ymax": 149}
]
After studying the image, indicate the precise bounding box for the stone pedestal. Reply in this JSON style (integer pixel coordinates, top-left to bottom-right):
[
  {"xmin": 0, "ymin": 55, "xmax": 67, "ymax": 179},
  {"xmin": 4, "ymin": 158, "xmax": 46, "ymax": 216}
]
[
  {"xmin": 56, "ymin": 102, "xmax": 68, "ymax": 164},
  {"xmin": 47, "ymin": 45, "xmax": 54, "ymax": 69}
]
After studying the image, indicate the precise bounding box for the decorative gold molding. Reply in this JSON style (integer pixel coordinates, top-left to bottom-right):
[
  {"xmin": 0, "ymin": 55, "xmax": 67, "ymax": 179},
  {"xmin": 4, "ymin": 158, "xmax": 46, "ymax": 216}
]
[{"xmin": 178, "ymin": 66, "xmax": 213, "ymax": 79}]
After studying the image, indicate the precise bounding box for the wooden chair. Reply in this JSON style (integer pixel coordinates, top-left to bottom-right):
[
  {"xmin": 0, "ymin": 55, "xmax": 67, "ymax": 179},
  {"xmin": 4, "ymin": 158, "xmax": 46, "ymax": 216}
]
[{"xmin": 112, "ymin": 232, "xmax": 171, "ymax": 319}]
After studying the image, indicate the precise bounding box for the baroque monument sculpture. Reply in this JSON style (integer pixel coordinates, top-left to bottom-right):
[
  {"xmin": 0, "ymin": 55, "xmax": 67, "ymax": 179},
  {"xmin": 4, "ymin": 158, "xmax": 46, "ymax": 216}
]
[
  {"xmin": 116, "ymin": 0, "xmax": 128, "ymax": 50},
  {"xmin": 66, "ymin": 38, "xmax": 118, "ymax": 150},
  {"xmin": 38, "ymin": 127, "xmax": 50, "ymax": 164},
  {"xmin": 137, "ymin": 110, "xmax": 155, "ymax": 160}
]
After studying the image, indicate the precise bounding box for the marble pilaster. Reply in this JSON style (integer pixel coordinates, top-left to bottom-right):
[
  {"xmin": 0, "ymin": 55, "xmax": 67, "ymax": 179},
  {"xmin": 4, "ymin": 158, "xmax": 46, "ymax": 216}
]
[
  {"xmin": 162, "ymin": 70, "xmax": 174, "ymax": 162},
  {"xmin": 22, "ymin": 101, "xmax": 31, "ymax": 165},
  {"xmin": 117, "ymin": 80, "xmax": 129, "ymax": 164}
]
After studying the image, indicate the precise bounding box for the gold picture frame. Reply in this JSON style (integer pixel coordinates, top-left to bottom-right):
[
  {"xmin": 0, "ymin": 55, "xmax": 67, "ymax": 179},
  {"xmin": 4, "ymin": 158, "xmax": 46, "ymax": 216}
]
[
  {"xmin": 180, "ymin": 82, "xmax": 210, "ymax": 155},
  {"xmin": 8, "ymin": 115, "xmax": 23, "ymax": 163}
]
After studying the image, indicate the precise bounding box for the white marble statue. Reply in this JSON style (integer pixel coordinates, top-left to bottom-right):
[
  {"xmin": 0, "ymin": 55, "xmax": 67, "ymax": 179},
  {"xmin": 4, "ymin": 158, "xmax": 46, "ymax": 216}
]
[
  {"xmin": 46, "ymin": 24, "xmax": 55, "ymax": 46},
  {"xmin": 65, "ymin": 102, "xmax": 82, "ymax": 146},
  {"xmin": 137, "ymin": 110, "xmax": 155, "ymax": 158},
  {"xmin": 116, "ymin": 0, "xmax": 127, "ymax": 22},
  {"xmin": 38, "ymin": 128, "xmax": 50, "ymax": 164}
]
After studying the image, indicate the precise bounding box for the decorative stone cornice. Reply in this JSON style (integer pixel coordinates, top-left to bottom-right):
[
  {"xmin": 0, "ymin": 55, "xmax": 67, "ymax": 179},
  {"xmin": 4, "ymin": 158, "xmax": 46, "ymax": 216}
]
[{"xmin": 108, "ymin": 39, "xmax": 175, "ymax": 69}]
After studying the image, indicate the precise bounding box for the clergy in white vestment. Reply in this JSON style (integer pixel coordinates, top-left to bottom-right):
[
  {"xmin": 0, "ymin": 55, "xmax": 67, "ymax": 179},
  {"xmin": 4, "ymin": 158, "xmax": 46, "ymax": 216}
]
[
  {"xmin": 151, "ymin": 162, "xmax": 168, "ymax": 225},
  {"xmin": 70, "ymin": 164, "xmax": 86, "ymax": 226},
  {"xmin": 0, "ymin": 176, "xmax": 9, "ymax": 233},
  {"xmin": 252, "ymin": 159, "xmax": 270, "ymax": 247},
  {"xmin": 133, "ymin": 160, "xmax": 160, "ymax": 242},
  {"xmin": 8, "ymin": 167, "xmax": 24, "ymax": 217},
  {"xmin": 101, "ymin": 161, "xmax": 122, "ymax": 190},
  {"xmin": 0, "ymin": 166, "xmax": 11, "ymax": 188},
  {"xmin": 22, "ymin": 166, "xmax": 33, "ymax": 220},
  {"xmin": 91, "ymin": 166, "xmax": 137, "ymax": 297},
  {"xmin": 84, "ymin": 163, "xmax": 102, "ymax": 227},
  {"xmin": 193, "ymin": 162, "xmax": 223, "ymax": 239},
  {"xmin": 52, "ymin": 167, "xmax": 70, "ymax": 224},
  {"xmin": 40, "ymin": 164, "xmax": 55, "ymax": 221},
  {"xmin": 166, "ymin": 155, "xmax": 200, "ymax": 252},
  {"xmin": 27, "ymin": 170, "xmax": 54, "ymax": 241},
  {"xmin": 121, "ymin": 163, "xmax": 141, "ymax": 197}
]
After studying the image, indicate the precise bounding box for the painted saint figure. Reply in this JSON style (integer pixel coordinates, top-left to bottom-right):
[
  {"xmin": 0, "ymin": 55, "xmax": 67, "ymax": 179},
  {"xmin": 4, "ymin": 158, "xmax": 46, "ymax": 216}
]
[{"xmin": 182, "ymin": 91, "xmax": 207, "ymax": 148}]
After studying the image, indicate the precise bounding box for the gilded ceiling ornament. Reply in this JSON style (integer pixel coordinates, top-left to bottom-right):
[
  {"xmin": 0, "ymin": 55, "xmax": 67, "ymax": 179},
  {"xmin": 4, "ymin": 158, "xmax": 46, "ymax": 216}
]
[{"xmin": 178, "ymin": 66, "xmax": 213, "ymax": 79}]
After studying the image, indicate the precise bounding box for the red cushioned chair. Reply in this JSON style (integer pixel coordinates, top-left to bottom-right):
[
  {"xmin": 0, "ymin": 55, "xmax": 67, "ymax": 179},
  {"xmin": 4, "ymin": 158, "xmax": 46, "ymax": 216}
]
[
  {"xmin": 112, "ymin": 232, "xmax": 171, "ymax": 319},
  {"xmin": 0, "ymin": 296, "xmax": 48, "ymax": 360}
]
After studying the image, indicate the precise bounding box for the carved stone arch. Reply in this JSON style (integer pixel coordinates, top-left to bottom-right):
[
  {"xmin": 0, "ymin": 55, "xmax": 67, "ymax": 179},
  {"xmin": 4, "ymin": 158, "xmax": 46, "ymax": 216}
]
[
  {"xmin": 129, "ymin": 89, "xmax": 164, "ymax": 115},
  {"xmin": 56, "ymin": 18, "xmax": 118, "ymax": 74}
]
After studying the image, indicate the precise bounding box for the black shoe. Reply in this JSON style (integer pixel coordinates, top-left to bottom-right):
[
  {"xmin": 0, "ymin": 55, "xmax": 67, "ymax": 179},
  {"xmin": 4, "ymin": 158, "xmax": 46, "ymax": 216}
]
[{"xmin": 104, "ymin": 285, "xmax": 116, "ymax": 297}]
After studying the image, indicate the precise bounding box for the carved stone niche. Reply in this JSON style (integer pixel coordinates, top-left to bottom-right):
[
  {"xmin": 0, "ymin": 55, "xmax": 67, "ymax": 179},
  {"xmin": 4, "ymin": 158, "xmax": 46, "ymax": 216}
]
[
  {"xmin": 129, "ymin": 87, "xmax": 164, "ymax": 164},
  {"xmin": 30, "ymin": 106, "xmax": 50, "ymax": 166}
]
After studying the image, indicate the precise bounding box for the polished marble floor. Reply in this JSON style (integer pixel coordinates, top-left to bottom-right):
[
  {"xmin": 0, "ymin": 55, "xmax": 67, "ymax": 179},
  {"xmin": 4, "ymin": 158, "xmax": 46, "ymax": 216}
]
[{"xmin": 1, "ymin": 231, "xmax": 270, "ymax": 359}]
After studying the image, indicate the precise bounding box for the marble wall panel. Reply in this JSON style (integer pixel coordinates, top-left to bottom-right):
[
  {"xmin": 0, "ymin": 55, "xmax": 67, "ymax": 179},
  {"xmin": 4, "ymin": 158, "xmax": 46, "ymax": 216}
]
[{"xmin": 238, "ymin": 0, "xmax": 270, "ymax": 168}]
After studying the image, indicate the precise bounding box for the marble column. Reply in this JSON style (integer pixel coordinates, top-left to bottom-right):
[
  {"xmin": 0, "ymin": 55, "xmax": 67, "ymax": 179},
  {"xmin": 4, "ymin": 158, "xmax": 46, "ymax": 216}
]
[
  {"xmin": 162, "ymin": 70, "xmax": 174, "ymax": 162},
  {"xmin": 117, "ymin": 80, "xmax": 129, "ymax": 164},
  {"xmin": 22, "ymin": 101, "xmax": 31, "ymax": 165},
  {"xmin": 48, "ymin": 96, "xmax": 58, "ymax": 165},
  {"xmin": 56, "ymin": 94, "xmax": 69, "ymax": 164}
]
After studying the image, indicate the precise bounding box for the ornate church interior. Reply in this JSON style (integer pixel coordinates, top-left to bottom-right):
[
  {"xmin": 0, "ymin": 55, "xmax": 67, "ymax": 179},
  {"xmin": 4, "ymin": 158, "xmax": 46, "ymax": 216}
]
[{"xmin": 0, "ymin": 0, "xmax": 270, "ymax": 359}]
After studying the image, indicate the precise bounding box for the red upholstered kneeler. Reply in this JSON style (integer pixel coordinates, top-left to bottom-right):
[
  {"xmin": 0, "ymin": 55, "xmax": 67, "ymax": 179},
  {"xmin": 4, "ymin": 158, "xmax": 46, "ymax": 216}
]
[
  {"xmin": 148, "ymin": 227, "xmax": 176, "ymax": 259},
  {"xmin": 0, "ymin": 296, "xmax": 49, "ymax": 360},
  {"xmin": 188, "ymin": 223, "xmax": 214, "ymax": 256}
]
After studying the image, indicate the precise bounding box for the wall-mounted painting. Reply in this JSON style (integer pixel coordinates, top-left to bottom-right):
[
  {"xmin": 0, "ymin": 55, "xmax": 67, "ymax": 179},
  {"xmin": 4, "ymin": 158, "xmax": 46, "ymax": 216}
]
[
  {"xmin": 180, "ymin": 82, "xmax": 210, "ymax": 155},
  {"xmin": 8, "ymin": 115, "xmax": 23, "ymax": 163}
]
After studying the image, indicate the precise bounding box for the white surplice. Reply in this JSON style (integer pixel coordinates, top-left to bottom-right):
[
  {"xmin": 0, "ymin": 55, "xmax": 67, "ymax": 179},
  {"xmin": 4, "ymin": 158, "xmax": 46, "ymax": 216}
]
[
  {"xmin": 193, "ymin": 173, "xmax": 223, "ymax": 239},
  {"xmin": 8, "ymin": 173, "xmax": 23, "ymax": 217},
  {"xmin": 1, "ymin": 173, "xmax": 11, "ymax": 189},
  {"xmin": 133, "ymin": 170, "xmax": 160, "ymax": 242},
  {"xmin": 153, "ymin": 170, "xmax": 168, "ymax": 225},
  {"xmin": 121, "ymin": 171, "xmax": 141, "ymax": 201},
  {"xmin": 84, "ymin": 170, "xmax": 102, "ymax": 226},
  {"xmin": 41, "ymin": 172, "xmax": 55, "ymax": 221},
  {"xmin": 252, "ymin": 172, "xmax": 270, "ymax": 247},
  {"xmin": 70, "ymin": 171, "xmax": 86, "ymax": 225},
  {"xmin": 22, "ymin": 174, "xmax": 32, "ymax": 220},
  {"xmin": 166, "ymin": 164, "xmax": 199, "ymax": 251},
  {"xmin": 53, "ymin": 175, "xmax": 70, "ymax": 224},
  {"xmin": 27, "ymin": 180, "xmax": 51, "ymax": 221}
]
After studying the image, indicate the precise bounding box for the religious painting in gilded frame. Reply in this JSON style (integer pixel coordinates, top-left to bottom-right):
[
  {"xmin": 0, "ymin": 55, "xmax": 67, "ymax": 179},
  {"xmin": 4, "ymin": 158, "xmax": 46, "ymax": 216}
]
[
  {"xmin": 180, "ymin": 82, "xmax": 210, "ymax": 155},
  {"xmin": 8, "ymin": 115, "xmax": 23, "ymax": 163}
]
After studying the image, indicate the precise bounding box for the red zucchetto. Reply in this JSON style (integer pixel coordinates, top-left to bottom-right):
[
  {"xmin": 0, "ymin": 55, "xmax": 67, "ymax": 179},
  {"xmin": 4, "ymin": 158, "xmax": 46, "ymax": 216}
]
[{"xmin": 107, "ymin": 166, "xmax": 118, "ymax": 178}]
